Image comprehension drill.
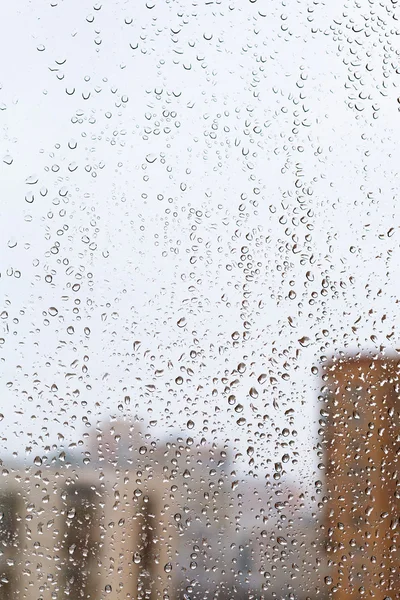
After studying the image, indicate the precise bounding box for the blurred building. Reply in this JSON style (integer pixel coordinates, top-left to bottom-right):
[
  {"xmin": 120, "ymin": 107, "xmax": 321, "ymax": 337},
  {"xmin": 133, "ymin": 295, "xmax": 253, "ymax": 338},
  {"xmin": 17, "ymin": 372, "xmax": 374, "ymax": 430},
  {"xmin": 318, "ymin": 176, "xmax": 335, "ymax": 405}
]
[
  {"xmin": 322, "ymin": 355, "xmax": 400, "ymax": 600},
  {"xmin": 0, "ymin": 418, "xmax": 325, "ymax": 600},
  {"xmin": 0, "ymin": 462, "xmax": 179, "ymax": 600},
  {"xmin": 0, "ymin": 421, "xmax": 236, "ymax": 600},
  {"xmin": 229, "ymin": 478, "xmax": 325, "ymax": 599}
]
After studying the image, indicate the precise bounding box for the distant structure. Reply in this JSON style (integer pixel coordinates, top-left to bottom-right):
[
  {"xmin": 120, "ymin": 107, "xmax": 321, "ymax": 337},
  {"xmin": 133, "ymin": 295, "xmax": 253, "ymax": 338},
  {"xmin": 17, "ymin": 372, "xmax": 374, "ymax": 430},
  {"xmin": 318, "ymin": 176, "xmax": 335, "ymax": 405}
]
[
  {"xmin": 322, "ymin": 355, "xmax": 400, "ymax": 600},
  {"xmin": 0, "ymin": 461, "xmax": 179, "ymax": 600},
  {"xmin": 0, "ymin": 420, "xmax": 236, "ymax": 600},
  {"xmin": 0, "ymin": 418, "xmax": 324, "ymax": 599}
]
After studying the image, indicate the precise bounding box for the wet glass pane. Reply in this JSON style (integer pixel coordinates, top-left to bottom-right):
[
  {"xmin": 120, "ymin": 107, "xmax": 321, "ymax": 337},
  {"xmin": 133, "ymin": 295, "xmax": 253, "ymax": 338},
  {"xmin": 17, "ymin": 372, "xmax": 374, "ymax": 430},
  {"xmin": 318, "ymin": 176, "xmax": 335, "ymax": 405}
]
[{"xmin": 1, "ymin": 0, "xmax": 400, "ymax": 599}]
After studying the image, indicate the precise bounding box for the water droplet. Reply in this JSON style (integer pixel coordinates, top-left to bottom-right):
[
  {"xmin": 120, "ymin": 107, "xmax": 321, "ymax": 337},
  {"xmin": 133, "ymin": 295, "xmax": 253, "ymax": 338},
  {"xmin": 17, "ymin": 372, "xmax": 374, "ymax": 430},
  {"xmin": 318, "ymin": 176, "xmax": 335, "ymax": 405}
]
[{"xmin": 277, "ymin": 536, "xmax": 287, "ymax": 546}]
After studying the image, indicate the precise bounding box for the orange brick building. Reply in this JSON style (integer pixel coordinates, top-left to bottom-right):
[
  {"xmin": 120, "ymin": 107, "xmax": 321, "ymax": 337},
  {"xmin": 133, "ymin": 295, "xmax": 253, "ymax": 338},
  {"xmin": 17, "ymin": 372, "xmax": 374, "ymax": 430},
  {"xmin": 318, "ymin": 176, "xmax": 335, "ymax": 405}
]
[{"xmin": 322, "ymin": 355, "xmax": 400, "ymax": 599}]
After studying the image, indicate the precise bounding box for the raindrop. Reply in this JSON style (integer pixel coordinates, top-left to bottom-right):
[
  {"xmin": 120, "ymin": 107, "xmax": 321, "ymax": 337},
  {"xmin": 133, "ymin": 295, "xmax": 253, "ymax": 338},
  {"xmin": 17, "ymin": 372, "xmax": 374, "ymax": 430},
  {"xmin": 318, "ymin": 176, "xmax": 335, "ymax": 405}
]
[
  {"xmin": 277, "ymin": 536, "xmax": 287, "ymax": 546},
  {"xmin": 25, "ymin": 174, "xmax": 38, "ymax": 185}
]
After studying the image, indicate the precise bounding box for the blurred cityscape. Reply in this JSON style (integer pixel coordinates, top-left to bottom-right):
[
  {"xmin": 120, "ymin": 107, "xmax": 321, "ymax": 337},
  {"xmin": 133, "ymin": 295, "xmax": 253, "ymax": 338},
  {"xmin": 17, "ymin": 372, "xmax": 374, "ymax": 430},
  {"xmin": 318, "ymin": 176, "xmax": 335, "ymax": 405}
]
[{"xmin": 0, "ymin": 354, "xmax": 399, "ymax": 599}]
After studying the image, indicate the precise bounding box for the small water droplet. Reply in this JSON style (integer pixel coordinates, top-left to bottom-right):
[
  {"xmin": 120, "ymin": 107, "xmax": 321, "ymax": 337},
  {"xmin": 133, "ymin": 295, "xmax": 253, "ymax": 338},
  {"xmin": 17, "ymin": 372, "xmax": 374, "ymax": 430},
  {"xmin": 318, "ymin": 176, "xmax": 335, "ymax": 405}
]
[
  {"xmin": 298, "ymin": 336, "xmax": 310, "ymax": 347},
  {"xmin": 277, "ymin": 536, "xmax": 287, "ymax": 546},
  {"xmin": 25, "ymin": 174, "xmax": 38, "ymax": 185}
]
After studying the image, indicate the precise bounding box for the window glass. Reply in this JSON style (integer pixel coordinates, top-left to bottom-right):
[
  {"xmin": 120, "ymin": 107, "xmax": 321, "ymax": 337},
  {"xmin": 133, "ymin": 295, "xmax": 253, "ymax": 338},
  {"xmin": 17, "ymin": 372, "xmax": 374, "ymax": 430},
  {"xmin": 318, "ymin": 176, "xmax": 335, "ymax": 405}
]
[{"xmin": 1, "ymin": 1, "xmax": 400, "ymax": 599}]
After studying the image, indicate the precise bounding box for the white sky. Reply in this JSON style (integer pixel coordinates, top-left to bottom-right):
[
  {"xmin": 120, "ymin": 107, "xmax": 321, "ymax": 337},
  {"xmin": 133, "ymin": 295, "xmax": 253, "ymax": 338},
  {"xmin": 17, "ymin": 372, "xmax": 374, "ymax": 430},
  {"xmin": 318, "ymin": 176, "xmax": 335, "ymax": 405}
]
[{"xmin": 1, "ymin": 0, "xmax": 400, "ymax": 488}]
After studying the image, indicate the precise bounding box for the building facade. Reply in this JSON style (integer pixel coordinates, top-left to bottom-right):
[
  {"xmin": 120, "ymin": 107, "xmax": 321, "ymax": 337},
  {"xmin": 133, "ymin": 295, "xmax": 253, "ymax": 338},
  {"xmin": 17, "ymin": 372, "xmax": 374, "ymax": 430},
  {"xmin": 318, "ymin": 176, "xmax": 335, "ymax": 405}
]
[
  {"xmin": 322, "ymin": 355, "xmax": 400, "ymax": 600},
  {"xmin": 0, "ymin": 421, "xmax": 236, "ymax": 600},
  {"xmin": 0, "ymin": 463, "xmax": 180, "ymax": 600},
  {"xmin": 1, "ymin": 417, "xmax": 326, "ymax": 599}
]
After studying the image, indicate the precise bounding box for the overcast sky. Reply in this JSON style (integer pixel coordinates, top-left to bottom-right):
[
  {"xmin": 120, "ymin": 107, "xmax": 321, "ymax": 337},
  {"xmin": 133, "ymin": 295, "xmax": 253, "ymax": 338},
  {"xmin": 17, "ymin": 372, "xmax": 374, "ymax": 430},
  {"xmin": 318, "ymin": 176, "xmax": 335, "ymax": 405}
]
[{"xmin": 1, "ymin": 0, "xmax": 400, "ymax": 487}]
